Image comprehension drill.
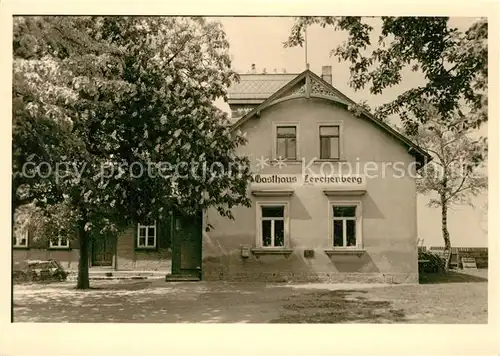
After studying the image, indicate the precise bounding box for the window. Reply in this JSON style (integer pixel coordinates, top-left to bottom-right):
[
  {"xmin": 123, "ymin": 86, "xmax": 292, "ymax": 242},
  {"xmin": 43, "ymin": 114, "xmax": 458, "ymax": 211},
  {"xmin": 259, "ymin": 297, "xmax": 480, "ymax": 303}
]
[
  {"xmin": 258, "ymin": 204, "xmax": 288, "ymax": 248},
  {"xmin": 13, "ymin": 230, "xmax": 28, "ymax": 248},
  {"xmin": 330, "ymin": 203, "xmax": 362, "ymax": 248},
  {"xmin": 137, "ymin": 221, "xmax": 157, "ymax": 249},
  {"xmin": 319, "ymin": 125, "xmax": 340, "ymax": 159},
  {"xmin": 276, "ymin": 126, "xmax": 297, "ymax": 160},
  {"xmin": 50, "ymin": 237, "xmax": 69, "ymax": 249}
]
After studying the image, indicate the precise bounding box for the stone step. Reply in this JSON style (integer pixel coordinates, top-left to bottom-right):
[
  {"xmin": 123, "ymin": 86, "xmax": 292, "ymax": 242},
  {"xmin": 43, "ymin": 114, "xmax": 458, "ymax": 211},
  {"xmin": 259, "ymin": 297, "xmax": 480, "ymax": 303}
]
[
  {"xmin": 66, "ymin": 270, "xmax": 167, "ymax": 280},
  {"xmin": 165, "ymin": 274, "xmax": 201, "ymax": 282}
]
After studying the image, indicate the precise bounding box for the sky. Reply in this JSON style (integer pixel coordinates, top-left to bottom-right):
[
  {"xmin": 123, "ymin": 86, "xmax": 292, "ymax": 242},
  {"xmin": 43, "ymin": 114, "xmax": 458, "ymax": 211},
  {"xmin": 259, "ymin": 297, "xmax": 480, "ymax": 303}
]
[{"xmin": 214, "ymin": 16, "xmax": 488, "ymax": 247}]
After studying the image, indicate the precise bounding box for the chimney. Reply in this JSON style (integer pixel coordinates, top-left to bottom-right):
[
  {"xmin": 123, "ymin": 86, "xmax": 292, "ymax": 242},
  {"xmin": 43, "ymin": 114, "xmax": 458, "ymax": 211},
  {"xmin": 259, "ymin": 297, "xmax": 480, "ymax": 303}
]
[
  {"xmin": 251, "ymin": 63, "xmax": 256, "ymax": 74},
  {"xmin": 321, "ymin": 65, "xmax": 332, "ymax": 85}
]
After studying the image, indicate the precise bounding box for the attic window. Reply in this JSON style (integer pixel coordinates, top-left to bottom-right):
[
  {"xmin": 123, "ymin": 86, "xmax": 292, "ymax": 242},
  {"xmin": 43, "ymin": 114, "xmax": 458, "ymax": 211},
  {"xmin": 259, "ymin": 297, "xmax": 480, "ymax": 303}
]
[
  {"xmin": 320, "ymin": 125, "xmax": 340, "ymax": 159},
  {"xmin": 276, "ymin": 126, "xmax": 297, "ymax": 160}
]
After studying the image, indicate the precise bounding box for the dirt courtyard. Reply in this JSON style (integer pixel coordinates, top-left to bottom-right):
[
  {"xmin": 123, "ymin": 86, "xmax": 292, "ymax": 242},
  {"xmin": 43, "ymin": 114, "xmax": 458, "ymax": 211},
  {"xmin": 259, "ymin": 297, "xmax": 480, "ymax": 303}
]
[{"xmin": 13, "ymin": 270, "xmax": 488, "ymax": 323}]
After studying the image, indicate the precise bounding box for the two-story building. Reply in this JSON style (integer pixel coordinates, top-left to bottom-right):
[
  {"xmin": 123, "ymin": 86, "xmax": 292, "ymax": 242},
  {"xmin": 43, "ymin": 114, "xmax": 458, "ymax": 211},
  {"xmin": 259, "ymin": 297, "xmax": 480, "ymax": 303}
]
[{"xmin": 201, "ymin": 66, "xmax": 431, "ymax": 284}]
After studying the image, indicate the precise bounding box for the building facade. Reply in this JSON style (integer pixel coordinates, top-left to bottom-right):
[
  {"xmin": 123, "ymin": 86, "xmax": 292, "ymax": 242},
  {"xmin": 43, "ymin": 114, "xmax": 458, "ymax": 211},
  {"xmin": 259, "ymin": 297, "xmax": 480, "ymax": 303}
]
[
  {"xmin": 202, "ymin": 66, "xmax": 431, "ymax": 284},
  {"xmin": 13, "ymin": 66, "xmax": 430, "ymax": 283},
  {"xmin": 12, "ymin": 220, "xmax": 174, "ymax": 272}
]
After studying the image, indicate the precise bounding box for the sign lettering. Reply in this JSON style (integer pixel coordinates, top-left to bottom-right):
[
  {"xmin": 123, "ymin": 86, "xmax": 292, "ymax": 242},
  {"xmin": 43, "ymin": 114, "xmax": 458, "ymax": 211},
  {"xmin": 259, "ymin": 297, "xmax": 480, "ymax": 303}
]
[{"xmin": 251, "ymin": 174, "xmax": 366, "ymax": 188}]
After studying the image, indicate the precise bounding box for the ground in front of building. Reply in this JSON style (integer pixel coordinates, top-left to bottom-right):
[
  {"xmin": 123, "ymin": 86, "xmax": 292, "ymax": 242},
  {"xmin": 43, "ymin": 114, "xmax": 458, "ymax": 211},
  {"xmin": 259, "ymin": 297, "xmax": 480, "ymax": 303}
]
[{"xmin": 13, "ymin": 270, "xmax": 488, "ymax": 323}]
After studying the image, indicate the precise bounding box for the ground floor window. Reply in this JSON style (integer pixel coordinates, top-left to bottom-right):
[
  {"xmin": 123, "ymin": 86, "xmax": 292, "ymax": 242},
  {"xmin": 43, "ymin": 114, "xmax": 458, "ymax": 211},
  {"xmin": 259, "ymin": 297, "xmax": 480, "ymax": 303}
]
[
  {"xmin": 257, "ymin": 202, "xmax": 288, "ymax": 248},
  {"xmin": 330, "ymin": 202, "xmax": 362, "ymax": 248},
  {"xmin": 137, "ymin": 221, "xmax": 156, "ymax": 248},
  {"xmin": 49, "ymin": 237, "xmax": 69, "ymax": 248},
  {"xmin": 13, "ymin": 230, "xmax": 28, "ymax": 248}
]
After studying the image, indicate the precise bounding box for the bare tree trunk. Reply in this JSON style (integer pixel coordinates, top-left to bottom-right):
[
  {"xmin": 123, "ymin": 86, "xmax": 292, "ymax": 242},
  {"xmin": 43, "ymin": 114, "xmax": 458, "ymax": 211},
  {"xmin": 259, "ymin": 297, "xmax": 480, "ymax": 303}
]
[
  {"xmin": 76, "ymin": 208, "xmax": 90, "ymax": 289},
  {"xmin": 441, "ymin": 194, "xmax": 452, "ymax": 272}
]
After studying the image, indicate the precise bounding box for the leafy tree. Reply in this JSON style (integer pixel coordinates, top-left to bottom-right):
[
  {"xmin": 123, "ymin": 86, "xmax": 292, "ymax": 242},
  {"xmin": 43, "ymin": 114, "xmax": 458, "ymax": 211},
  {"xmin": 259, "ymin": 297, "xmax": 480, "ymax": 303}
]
[
  {"xmin": 285, "ymin": 17, "xmax": 487, "ymax": 132},
  {"xmin": 13, "ymin": 16, "xmax": 252, "ymax": 289},
  {"xmin": 410, "ymin": 106, "xmax": 487, "ymax": 270},
  {"xmin": 286, "ymin": 17, "xmax": 488, "ymax": 271},
  {"xmin": 12, "ymin": 16, "xmax": 87, "ymax": 252},
  {"xmin": 13, "ymin": 202, "xmax": 78, "ymax": 249}
]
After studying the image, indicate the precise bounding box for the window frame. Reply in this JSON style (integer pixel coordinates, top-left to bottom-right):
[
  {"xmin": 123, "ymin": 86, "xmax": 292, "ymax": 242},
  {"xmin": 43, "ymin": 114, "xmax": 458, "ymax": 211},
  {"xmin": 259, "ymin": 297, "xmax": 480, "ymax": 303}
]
[
  {"xmin": 317, "ymin": 121, "xmax": 344, "ymax": 160},
  {"xmin": 136, "ymin": 221, "xmax": 157, "ymax": 249},
  {"xmin": 49, "ymin": 236, "xmax": 70, "ymax": 249},
  {"xmin": 13, "ymin": 230, "xmax": 29, "ymax": 249},
  {"xmin": 319, "ymin": 125, "xmax": 340, "ymax": 160},
  {"xmin": 273, "ymin": 122, "xmax": 300, "ymax": 161},
  {"xmin": 328, "ymin": 200, "xmax": 363, "ymax": 249},
  {"xmin": 255, "ymin": 201, "xmax": 290, "ymax": 249}
]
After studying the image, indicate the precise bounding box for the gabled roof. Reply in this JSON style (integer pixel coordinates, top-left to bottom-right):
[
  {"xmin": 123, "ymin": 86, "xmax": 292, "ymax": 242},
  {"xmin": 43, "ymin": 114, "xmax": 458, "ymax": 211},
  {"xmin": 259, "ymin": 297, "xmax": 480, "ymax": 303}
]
[{"xmin": 230, "ymin": 69, "xmax": 432, "ymax": 168}]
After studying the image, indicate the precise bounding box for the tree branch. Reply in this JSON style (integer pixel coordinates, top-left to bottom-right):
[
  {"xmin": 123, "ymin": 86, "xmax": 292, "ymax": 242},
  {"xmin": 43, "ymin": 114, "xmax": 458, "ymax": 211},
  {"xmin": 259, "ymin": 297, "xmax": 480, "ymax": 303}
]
[
  {"xmin": 443, "ymin": 136, "xmax": 461, "ymax": 148},
  {"xmin": 447, "ymin": 174, "xmax": 468, "ymax": 200},
  {"xmin": 450, "ymin": 184, "xmax": 477, "ymax": 197},
  {"xmin": 424, "ymin": 147, "xmax": 445, "ymax": 166}
]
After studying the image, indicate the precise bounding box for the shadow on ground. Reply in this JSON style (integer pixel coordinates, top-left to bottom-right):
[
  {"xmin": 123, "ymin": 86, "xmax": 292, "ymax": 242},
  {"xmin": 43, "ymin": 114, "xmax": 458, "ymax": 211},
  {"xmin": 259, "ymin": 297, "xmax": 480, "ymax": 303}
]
[
  {"xmin": 419, "ymin": 270, "xmax": 488, "ymax": 284},
  {"xmin": 13, "ymin": 275, "xmax": 488, "ymax": 323},
  {"xmin": 270, "ymin": 289, "xmax": 406, "ymax": 323}
]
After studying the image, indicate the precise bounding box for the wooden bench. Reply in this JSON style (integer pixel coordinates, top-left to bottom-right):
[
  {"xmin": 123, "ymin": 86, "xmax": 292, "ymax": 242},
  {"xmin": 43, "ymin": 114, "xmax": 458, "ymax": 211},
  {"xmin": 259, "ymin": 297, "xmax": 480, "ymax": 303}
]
[{"xmin": 461, "ymin": 257, "xmax": 478, "ymax": 270}]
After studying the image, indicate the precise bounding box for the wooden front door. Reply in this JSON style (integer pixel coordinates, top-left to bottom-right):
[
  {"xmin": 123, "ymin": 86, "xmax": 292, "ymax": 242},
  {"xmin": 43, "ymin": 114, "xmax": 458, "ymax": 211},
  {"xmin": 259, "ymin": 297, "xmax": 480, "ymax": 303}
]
[
  {"xmin": 171, "ymin": 211, "xmax": 202, "ymax": 278},
  {"xmin": 91, "ymin": 236, "xmax": 114, "ymax": 267}
]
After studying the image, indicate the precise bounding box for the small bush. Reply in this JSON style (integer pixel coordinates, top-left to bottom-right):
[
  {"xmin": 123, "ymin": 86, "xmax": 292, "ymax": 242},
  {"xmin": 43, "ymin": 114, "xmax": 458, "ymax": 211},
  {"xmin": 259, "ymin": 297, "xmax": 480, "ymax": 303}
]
[{"xmin": 418, "ymin": 251, "xmax": 445, "ymax": 273}]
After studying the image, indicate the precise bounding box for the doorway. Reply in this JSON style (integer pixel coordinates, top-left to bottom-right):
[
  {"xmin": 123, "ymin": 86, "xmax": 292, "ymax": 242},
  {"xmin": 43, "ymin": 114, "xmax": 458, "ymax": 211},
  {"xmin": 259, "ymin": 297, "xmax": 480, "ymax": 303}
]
[
  {"xmin": 170, "ymin": 211, "xmax": 203, "ymax": 280},
  {"xmin": 91, "ymin": 236, "xmax": 115, "ymax": 267}
]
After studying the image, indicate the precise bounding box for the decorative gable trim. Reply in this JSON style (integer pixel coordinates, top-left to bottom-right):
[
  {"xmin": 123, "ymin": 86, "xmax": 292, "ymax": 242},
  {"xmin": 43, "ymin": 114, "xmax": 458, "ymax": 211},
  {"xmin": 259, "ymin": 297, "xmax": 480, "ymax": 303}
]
[
  {"xmin": 310, "ymin": 77, "xmax": 349, "ymax": 105},
  {"xmin": 230, "ymin": 70, "xmax": 432, "ymax": 169},
  {"xmin": 291, "ymin": 81, "xmax": 306, "ymax": 95}
]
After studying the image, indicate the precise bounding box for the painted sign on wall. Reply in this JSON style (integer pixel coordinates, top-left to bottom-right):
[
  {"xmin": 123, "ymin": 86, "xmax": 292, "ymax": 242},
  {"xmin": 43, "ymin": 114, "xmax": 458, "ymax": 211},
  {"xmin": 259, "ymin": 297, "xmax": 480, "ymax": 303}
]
[{"xmin": 251, "ymin": 174, "xmax": 366, "ymax": 190}]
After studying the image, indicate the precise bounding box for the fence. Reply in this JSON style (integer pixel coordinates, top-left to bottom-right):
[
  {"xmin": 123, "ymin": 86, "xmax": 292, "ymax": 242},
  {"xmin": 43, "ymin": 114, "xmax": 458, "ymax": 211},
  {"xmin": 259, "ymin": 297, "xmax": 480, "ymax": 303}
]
[{"xmin": 420, "ymin": 246, "xmax": 488, "ymax": 268}]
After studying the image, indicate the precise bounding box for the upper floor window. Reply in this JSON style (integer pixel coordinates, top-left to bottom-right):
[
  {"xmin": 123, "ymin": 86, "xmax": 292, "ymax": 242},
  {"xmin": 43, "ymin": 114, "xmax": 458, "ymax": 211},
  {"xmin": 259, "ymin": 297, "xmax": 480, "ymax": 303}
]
[
  {"xmin": 276, "ymin": 126, "xmax": 297, "ymax": 160},
  {"xmin": 13, "ymin": 230, "xmax": 28, "ymax": 248},
  {"xmin": 137, "ymin": 221, "xmax": 156, "ymax": 249},
  {"xmin": 50, "ymin": 237, "xmax": 69, "ymax": 249},
  {"xmin": 319, "ymin": 125, "xmax": 340, "ymax": 159}
]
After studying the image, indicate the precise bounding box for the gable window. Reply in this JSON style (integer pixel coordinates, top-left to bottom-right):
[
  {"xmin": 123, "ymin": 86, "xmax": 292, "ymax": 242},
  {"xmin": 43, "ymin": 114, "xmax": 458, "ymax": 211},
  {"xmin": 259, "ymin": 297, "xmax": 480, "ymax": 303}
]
[
  {"xmin": 13, "ymin": 230, "xmax": 29, "ymax": 248},
  {"xmin": 137, "ymin": 221, "xmax": 156, "ymax": 249},
  {"xmin": 276, "ymin": 126, "xmax": 297, "ymax": 160},
  {"xmin": 320, "ymin": 125, "xmax": 340, "ymax": 159},
  {"xmin": 257, "ymin": 203, "xmax": 288, "ymax": 248},
  {"xmin": 330, "ymin": 202, "xmax": 362, "ymax": 248},
  {"xmin": 50, "ymin": 237, "xmax": 69, "ymax": 249}
]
